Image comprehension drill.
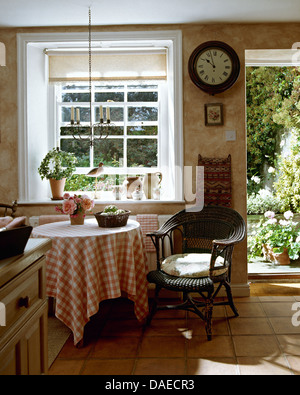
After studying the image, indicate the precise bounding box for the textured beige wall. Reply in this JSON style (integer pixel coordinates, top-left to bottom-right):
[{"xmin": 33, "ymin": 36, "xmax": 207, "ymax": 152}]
[
  {"xmin": 0, "ymin": 30, "xmax": 18, "ymax": 203},
  {"xmin": 0, "ymin": 22, "xmax": 299, "ymax": 290}
]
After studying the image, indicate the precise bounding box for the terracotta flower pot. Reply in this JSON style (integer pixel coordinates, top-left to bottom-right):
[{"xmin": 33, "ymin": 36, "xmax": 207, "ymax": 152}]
[
  {"xmin": 70, "ymin": 211, "xmax": 85, "ymax": 225},
  {"xmin": 49, "ymin": 178, "xmax": 66, "ymax": 200},
  {"xmin": 262, "ymin": 244, "xmax": 290, "ymax": 265}
]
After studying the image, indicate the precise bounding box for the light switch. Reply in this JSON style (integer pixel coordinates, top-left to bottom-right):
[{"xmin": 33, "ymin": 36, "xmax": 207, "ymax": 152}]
[{"xmin": 225, "ymin": 130, "xmax": 236, "ymax": 141}]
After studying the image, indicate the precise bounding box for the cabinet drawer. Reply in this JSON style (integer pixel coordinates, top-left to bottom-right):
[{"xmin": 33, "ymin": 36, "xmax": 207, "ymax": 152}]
[
  {"xmin": 0, "ymin": 257, "xmax": 45, "ymax": 341},
  {"xmin": 0, "ymin": 301, "xmax": 48, "ymax": 375}
]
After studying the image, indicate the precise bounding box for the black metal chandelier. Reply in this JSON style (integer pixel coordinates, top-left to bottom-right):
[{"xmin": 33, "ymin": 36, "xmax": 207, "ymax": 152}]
[{"xmin": 65, "ymin": 8, "xmax": 115, "ymax": 147}]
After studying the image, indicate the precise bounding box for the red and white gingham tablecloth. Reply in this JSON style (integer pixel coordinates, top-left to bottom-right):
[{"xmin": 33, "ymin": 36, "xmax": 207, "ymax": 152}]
[{"xmin": 32, "ymin": 218, "xmax": 149, "ymax": 345}]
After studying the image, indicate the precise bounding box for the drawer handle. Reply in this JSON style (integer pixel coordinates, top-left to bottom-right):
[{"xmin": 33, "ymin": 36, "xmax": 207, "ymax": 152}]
[{"xmin": 19, "ymin": 296, "xmax": 31, "ymax": 309}]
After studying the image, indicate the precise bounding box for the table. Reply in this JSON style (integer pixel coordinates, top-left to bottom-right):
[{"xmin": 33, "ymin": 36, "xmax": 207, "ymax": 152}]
[{"xmin": 32, "ymin": 218, "xmax": 149, "ymax": 345}]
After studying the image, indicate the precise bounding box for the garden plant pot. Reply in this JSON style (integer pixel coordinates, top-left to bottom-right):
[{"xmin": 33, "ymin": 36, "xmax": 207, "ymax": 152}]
[
  {"xmin": 49, "ymin": 178, "xmax": 66, "ymax": 200},
  {"xmin": 262, "ymin": 244, "xmax": 290, "ymax": 265}
]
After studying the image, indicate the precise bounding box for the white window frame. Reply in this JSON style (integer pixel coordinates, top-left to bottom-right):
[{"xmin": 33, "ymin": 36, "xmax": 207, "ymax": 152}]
[
  {"xmin": 17, "ymin": 30, "xmax": 183, "ymax": 202},
  {"xmin": 55, "ymin": 80, "xmax": 161, "ymax": 172}
]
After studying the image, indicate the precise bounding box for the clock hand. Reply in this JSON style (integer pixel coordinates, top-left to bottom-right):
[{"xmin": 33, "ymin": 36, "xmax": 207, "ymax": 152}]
[
  {"xmin": 209, "ymin": 50, "xmax": 216, "ymax": 68},
  {"xmin": 200, "ymin": 57, "xmax": 213, "ymax": 67}
]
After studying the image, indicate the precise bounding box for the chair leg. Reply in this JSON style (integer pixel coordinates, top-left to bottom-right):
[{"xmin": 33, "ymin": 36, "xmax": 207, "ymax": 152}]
[
  {"xmin": 224, "ymin": 280, "xmax": 239, "ymax": 317},
  {"xmin": 204, "ymin": 297, "xmax": 214, "ymax": 341}
]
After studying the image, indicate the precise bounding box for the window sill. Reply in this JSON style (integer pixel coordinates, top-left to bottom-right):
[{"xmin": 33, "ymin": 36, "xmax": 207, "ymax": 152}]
[{"xmin": 18, "ymin": 199, "xmax": 185, "ymax": 206}]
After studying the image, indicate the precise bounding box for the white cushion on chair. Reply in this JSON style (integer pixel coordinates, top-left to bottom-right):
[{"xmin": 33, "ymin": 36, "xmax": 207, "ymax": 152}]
[{"xmin": 161, "ymin": 253, "xmax": 227, "ymax": 278}]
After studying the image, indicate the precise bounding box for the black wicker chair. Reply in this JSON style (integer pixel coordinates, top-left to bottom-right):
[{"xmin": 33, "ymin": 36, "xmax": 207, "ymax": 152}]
[{"xmin": 146, "ymin": 206, "xmax": 246, "ymax": 340}]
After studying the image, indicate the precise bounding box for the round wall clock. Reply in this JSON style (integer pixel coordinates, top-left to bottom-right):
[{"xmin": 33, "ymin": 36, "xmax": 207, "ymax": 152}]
[{"xmin": 188, "ymin": 41, "xmax": 240, "ymax": 95}]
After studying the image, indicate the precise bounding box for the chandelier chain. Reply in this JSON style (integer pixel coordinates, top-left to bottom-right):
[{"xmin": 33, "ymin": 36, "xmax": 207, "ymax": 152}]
[{"xmin": 65, "ymin": 7, "xmax": 113, "ymax": 147}]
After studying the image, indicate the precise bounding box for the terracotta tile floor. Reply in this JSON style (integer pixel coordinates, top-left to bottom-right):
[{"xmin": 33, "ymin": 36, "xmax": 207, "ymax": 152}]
[{"xmin": 49, "ymin": 282, "xmax": 300, "ymax": 375}]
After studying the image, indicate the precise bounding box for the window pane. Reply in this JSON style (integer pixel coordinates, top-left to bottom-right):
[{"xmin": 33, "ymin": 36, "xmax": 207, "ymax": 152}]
[
  {"xmin": 95, "ymin": 107, "xmax": 124, "ymax": 123},
  {"xmin": 94, "ymin": 125, "xmax": 124, "ymax": 136},
  {"xmin": 60, "ymin": 126, "xmax": 91, "ymax": 136},
  {"xmin": 95, "ymin": 174, "xmax": 127, "ymax": 191},
  {"xmin": 95, "ymin": 84, "xmax": 124, "ymax": 90},
  {"xmin": 94, "ymin": 92, "xmax": 124, "ymax": 102},
  {"xmin": 77, "ymin": 107, "xmax": 90, "ymax": 123},
  {"xmin": 94, "ymin": 139, "xmax": 123, "ymax": 167},
  {"xmin": 60, "ymin": 139, "xmax": 90, "ymax": 167},
  {"xmin": 127, "ymin": 125, "xmax": 158, "ymax": 136},
  {"xmin": 62, "ymin": 93, "xmax": 90, "ymax": 102},
  {"xmin": 61, "ymin": 107, "xmax": 71, "ymax": 123},
  {"xmin": 127, "ymin": 84, "xmax": 158, "ymax": 90},
  {"xmin": 127, "ymin": 139, "xmax": 157, "ymax": 167},
  {"xmin": 128, "ymin": 107, "xmax": 158, "ymax": 122},
  {"xmin": 65, "ymin": 174, "xmax": 96, "ymax": 192},
  {"xmin": 61, "ymin": 107, "xmax": 90, "ymax": 123},
  {"xmin": 128, "ymin": 92, "xmax": 158, "ymax": 102},
  {"xmin": 62, "ymin": 84, "xmax": 89, "ymax": 90}
]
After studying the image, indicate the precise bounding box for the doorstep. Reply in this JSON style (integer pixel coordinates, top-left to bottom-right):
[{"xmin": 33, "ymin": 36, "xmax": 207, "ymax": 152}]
[{"xmin": 248, "ymin": 257, "xmax": 300, "ymax": 280}]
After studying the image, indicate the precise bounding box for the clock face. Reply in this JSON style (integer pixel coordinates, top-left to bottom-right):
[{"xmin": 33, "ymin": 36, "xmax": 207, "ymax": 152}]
[
  {"xmin": 188, "ymin": 41, "xmax": 240, "ymax": 95},
  {"xmin": 195, "ymin": 48, "xmax": 233, "ymax": 86}
]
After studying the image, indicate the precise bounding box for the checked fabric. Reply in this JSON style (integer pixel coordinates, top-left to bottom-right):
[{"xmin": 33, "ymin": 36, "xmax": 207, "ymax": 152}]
[
  {"xmin": 32, "ymin": 219, "xmax": 149, "ymax": 345},
  {"xmin": 136, "ymin": 214, "xmax": 158, "ymax": 252}
]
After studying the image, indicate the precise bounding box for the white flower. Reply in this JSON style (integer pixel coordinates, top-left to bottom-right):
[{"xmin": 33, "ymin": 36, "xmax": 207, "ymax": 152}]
[
  {"xmin": 251, "ymin": 176, "xmax": 261, "ymax": 184},
  {"xmin": 258, "ymin": 189, "xmax": 272, "ymax": 198},
  {"xmin": 268, "ymin": 167, "xmax": 275, "ymax": 173},
  {"xmin": 284, "ymin": 210, "xmax": 294, "ymax": 220},
  {"xmin": 264, "ymin": 218, "xmax": 277, "ymax": 225},
  {"xmin": 264, "ymin": 211, "xmax": 275, "ymax": 219},
  {"xmin": 279, "ymin": 219, "xmax": 289, "ymax": 226},
  {"xmin": 296, "ymin": 236, "xmax": 300, "ymax": 243}
]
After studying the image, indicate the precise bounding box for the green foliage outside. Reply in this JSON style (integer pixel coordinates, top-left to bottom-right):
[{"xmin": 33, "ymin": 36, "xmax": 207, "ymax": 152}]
[
  {"xmin": 273, "ymin": 133, "xmax": 300, "ymax": 212},
  {"xmin": 246, "ymin": 66, "xmax": 300, "ymax": 214},
  {"xmin": 247, "ymin": 66, "xmax": 300, "ymax": 263},
  {"xmin": 272, "ymin": 74, "xmax": 300, "ymax": 212},
  {"xmin": 247, "ymin": 189, "xmax": 282, "ymax": 215},
  {"xmin": 65, "ymin": 173, "xmax": 127, "ymax": 192},
  {"xmin": 246, "ymin": 67, "xmax": 297, "ymax": 191},
  {"xmin": 65, "ymin": 157, "xmax": 127, "ymax": 192}
]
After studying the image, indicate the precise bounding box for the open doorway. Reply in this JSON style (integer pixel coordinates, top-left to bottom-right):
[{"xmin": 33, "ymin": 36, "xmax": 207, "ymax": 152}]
[{"xmin": 246, "ymin": 49, "xmax": 300, "ymax": 278}]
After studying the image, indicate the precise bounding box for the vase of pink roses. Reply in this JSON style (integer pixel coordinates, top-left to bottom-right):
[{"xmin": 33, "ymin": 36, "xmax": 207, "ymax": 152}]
[{"xmin": 55, "ymin": 193, "xmax": 94, "ymax": 225}]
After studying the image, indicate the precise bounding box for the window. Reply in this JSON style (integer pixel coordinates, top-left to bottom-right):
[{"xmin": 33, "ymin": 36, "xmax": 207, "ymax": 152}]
[
  {"xmin": 17, "ymin": 31, "xmax": 183, "ymax": 202},
  {"xmin": 57, "ymin": 82, "xmax": 160, "ymax": 170},
  {"xmin": 56, "ymin": 81, "xmax": 164, "ymax": 198}
]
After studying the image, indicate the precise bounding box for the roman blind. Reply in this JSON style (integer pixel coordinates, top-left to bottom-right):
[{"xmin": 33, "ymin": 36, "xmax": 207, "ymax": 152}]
[
  {"xmin": 245, "ymin": 49, "xmax": 300, "ymax": 66},
  {"xmin": 46, "ymin": 49, "xmax": 167, "ymax": 82}
]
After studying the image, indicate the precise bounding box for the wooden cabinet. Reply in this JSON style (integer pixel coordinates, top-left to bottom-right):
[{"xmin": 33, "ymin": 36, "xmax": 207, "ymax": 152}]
[{"xmin": 0, "ymin": 238, "xmax": 51, "ymax": 375}]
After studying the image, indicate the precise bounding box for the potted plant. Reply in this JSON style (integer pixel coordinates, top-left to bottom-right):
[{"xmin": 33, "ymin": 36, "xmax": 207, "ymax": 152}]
[
  {"xmin": 38, "ymin": 148, "xmax": 77, "ymax": 200},
  {"xmin": 55, "ymin": 193, "xmax": 94, "ymax": 225},
  {"xmin": 248, "ymin": 210, "xmax": 300, "ymax": 265}
]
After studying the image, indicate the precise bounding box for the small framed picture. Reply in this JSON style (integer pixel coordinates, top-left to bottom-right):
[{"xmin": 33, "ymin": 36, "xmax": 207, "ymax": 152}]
[{"xmin": 205, "ymin": 103, "xmax": 223, "ymax": 126}]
